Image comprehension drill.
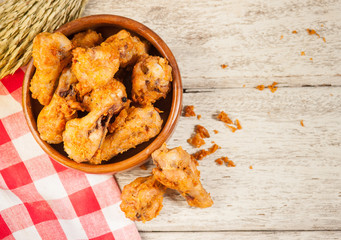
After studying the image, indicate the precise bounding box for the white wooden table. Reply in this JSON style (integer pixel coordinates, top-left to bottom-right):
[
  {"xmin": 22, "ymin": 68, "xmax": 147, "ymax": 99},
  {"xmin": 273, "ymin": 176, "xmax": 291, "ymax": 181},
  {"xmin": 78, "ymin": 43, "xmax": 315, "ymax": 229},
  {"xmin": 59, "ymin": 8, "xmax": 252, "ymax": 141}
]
[{"xmin": 85, "ymin": 1, "xmax": 341, "ymax": 239}]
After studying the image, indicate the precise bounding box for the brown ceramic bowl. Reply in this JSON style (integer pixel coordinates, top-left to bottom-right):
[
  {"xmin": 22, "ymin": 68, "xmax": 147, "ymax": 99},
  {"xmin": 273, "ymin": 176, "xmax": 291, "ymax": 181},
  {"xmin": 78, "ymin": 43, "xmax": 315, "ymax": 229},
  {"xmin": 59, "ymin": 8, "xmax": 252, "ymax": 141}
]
[{"xmin": 22, "ymin": 15, "xmax": 182, "ymax": 174}]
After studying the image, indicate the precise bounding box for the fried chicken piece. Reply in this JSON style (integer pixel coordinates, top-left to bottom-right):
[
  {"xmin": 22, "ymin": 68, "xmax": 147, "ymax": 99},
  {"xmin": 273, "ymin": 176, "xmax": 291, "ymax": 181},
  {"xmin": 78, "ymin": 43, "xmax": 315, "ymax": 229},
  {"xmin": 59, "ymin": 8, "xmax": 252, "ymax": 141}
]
[
  {"xmin": 82, "ymin": 79, "xmax": 127, "ymax": 112},
  {"xmin": 90, "ymin": 106, "xmax": 163, "ymax": 164},
  {"xmin": 37, "ymin": 67, "xmax": 82, "ymax": 144},
  {"xmin": 120, "ymin": 175, "xmax": 166, "ymax": 222},
  {"xmin": 105, "ymin": 29, "xmax": 148, "ymax": 67},
  {"xmin": 71, "ymin": 29, "xmax": 103, "ymax": 48},
  {"xmin": 152, "ymin": 144, "xmax": 213, "ymax": 208},
  {"xmin": 71, "ymin": 42, "xmax": 119, "ymax": 97},
  {"xmin": 132, "ymin": 56, "xmax": 172, "ymax": 106},
  {"xmin": 63, "ymin": 80, "xmax": 127, "ymax": 163},
  {"xmin": 30, "ymin": 32, "xmax": 72, "ymax": 105}
]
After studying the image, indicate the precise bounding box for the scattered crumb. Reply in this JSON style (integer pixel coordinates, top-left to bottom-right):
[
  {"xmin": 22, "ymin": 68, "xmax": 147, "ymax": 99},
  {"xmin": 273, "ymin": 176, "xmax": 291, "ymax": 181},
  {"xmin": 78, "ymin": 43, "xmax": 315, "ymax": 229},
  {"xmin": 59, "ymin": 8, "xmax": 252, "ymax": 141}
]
[
  {"xmin": 154, "ymin": 107, "xmax": 164, "ymax": 113},
  {"xmin": 197, "ymin": 115, "xmax": 201, "ymax": 120},
  {"xmin": 211, "ymin": 141, "xmax": 215, "ymax": 144},
  {"xmin": 292, "ymin": 30, "xmax": 297, "ymax": 34},
  {"xmin": 301, "ymin": 51, "xmax": 305, "ymax": 56},
  {"xmin": 196, "ymin": 125, "xmax": 210, "ymax": 138},
  {"xmin": 280, "ymin": 35, "xmax": 283, "ymax": 40},
  {"xmin": 310, "ymin": 58, "xmax": 313, "ymax": 61},
  {"xmin": 213, "ymin": 130, "xmax": 219, "ymax": 134},
  {"xmin": 221, "ymin": 64, "xmax": 228, "ymax": 69},
  {"xmin": 300, "ymin": 120, "xmax": 304, "ymax": 127},
  {"xmin": 249, "ymin": 165, "xmax": 253, "ymax": 169},
  {"xmin": 139, "ymin": 164, "xmax": 148, "ymax": 170},
  {"xmin": 330, "ymin": 93, "xmax": 333, "ymax": 96},
  {"xmin": 192, "ymin": 144, "xmax": 221, "ymax": 160},
  {"xmin": 183, "ymin": 105, "xmax": 196, "ymax": 117},
  {"xmin": 268, "ymin": 82, "xmax": 278, "ymax": 93},
  {"xmin": 217, "ymin": 111, "xmax": 233, "ymax": 124},
  {"xmin": 187, "ymin": 133, "xmax": 205, "ymax": 148},
  {"xmin": 321, "ymin": 24, "xmax": 324, "ymax": 27},
  {"xmin": 243, "ymin": 84, "xmax": 246, "ymax": 88},
  {"xmin": 256, "ymin": 85, "xmax": 265, "ymax": 91},
  {"xmin": 322, "ymin": 37, "xmax": 326, "ymax": 42},
  {"xmin": 306, "ymin": 28, "xmax": 320, "ymax": 38},
  {"xmin": 235, "ymin": 119, "xmax": 242, "ymax": 130},
  {"xmin": 227, "ymin": 125, "xmax": 237, "ymax": 133},
  {"xmin": 215, "ymin": 159, "xmax": 224, "ymax": 165},
  {"xmin": 216, "ymin": 156, "xmax": 236, "ymax": 167}
]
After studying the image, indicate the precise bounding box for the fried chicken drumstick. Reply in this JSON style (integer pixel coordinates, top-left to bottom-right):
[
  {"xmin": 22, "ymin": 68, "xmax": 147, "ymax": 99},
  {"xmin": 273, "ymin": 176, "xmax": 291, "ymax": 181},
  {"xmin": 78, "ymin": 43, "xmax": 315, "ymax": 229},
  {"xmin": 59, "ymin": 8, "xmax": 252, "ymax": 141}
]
[
  {"xmin": 152, "ymin": 144, "xmax": 213, "ymax": 208},
  {"xmin": 37, "ymin": 66, "xmax": 82, "ymax": 144},
  {"xmin": 30, "ymin": 32, "xmax": 73, "ymax": 105},
  {"xmin": 120, "ymin": 175, "xmax": 166, "ymax": 222}
]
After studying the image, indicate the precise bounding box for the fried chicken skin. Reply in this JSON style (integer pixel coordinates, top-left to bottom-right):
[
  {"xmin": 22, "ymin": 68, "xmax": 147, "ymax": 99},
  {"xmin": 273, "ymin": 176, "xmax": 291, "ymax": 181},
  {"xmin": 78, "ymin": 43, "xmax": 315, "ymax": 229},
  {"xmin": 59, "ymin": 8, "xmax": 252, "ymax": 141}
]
[
  {"xmin": 71, "ymin": 42, "xmax": 119, "ymax": 97},
  {"xmin": 71, "ymin": 29, "xmax": 103, "ymax": 48},
  {"xmin": 120, "ymin": 175, "xmax": 166, "ymax": 222},
  {"xmin": 152, "ymin": 144, "xmax": 213, "ymax": 208},
  {"xmin": 63, "ymin": 80, "xmax": 127, "ymax": 163},
  {"xmin": 90, "ymin": 106, "xmax": 163, "ymax": 164},
  {"xmin": 30, "ymin": 32, "xmax": 73, "ymax": 105},
  {"xmin": 37, "ymin": 67, "xmax": 82, "ymax": 144},
  {"xmin": 105, "ymin": 29, "xmax": 148, "ymax": 67},
  {"xmin": 132, "ymin": 56, "xmax": 172, "ymax": 106}
]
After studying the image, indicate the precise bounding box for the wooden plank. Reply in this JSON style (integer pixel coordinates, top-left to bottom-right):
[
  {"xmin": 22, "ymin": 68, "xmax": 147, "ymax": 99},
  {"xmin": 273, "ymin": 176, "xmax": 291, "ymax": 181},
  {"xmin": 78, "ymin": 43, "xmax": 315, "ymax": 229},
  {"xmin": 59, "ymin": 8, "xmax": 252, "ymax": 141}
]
[
  {"xmin": 84, "ymin": 0, "xmax": 341, "ymax": 88},
  {"xmin": 140, "ymin": 231, "xmax": 341, "ymax": 240},
  {"xmin": 115, "ymin": 87, "xmax": 341, "ymax": 231}
]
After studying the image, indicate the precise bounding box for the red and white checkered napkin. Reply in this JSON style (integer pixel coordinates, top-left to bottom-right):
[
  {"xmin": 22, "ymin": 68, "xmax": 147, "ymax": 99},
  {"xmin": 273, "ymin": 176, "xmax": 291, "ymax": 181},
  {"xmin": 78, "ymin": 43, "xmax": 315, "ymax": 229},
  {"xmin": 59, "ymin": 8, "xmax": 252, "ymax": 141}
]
[{"xmin": 0, "ymin": 69, "xmax": 141, "ymax": 240}]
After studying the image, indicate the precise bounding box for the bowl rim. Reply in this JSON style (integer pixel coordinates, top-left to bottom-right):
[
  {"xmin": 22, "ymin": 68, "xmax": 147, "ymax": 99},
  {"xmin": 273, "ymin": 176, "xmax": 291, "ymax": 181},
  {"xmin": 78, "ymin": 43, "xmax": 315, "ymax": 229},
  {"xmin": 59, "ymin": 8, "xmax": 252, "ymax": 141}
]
[{"xmin": 22, "ymin": 14, "xmax": 182, "ymax": 174}]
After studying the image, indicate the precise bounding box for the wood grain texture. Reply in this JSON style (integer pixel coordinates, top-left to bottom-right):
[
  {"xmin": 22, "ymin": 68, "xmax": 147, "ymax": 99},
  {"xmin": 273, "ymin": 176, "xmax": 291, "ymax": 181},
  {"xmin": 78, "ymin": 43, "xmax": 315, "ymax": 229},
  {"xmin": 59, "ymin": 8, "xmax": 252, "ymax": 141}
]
[
  {"xmin": 140, "ymin": 231, "xmax": 341, "ymax": 240},
  {"xmin": 84, "ymin": 0, "xmax": 341, "ymax": 88},
  {"xmin": 115, "ymin": 87, "xmax": 341, "ymax": 231}
]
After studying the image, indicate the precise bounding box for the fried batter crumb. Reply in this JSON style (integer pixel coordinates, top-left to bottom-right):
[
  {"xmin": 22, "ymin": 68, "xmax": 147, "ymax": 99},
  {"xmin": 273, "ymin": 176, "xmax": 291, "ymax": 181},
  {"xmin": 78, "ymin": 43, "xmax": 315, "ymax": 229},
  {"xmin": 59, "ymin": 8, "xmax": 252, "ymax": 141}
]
[
  {"xmin": 187, "ymin": 133, "xmax": 205, "ymax": 148},
  {"xmin": 139, "ymin": 164, "xmax": 148, "ymax": 170},
  {"xmin": 196, "ymin": 125, "xmax": 210, "ymax": 138},
  {"xmin": 197, "ymin": 115, "xmax": 201, "ymax": 120},
  {"xmin": 256, "ymin": 85, "xmax": 265, "ymax": 91},
  {"xmin": 300, "ymin": 120, "xmax": 304, "ymax": 127},
  {"xmin": 217, "ymin": 111, "xmax": 233, "ymax": 124},
  {"xmin": 192, "ymin": 144, "xmax": 221, "ymax": 160},
  {"xmin": 301, "ymin": 51, "xmax": 305, "ymax": 56},
  {"xmin": 183, "ymin": 105, "xmax": 196, "ymax": 117},
  {"xmin": 249, "ymin": 165, "xmax": 253, "ymax": 169},
  {"xmin": 221, "ymin": 157, "xmax": 236, "ymax": 167},
  {"xmin": 280, "ymin": 35, "xmax": 283, "ymax": 40},
  {"xmin": 211, "ymin": 141, "xmax": 215, "ymax": 144},
  {"xmin": 268, "ymin": 82, "xmax": 278, "ymax": 93},
  {"xmin": 322, "ymin": 37, "xmax": 326, "ymax": 42},
  {"xmin": 221, "ymin": 64, "xmax": 228, "ymax": 69},
  {"xmin": 310, "ymin": 58, "xmax": 313, "ymax": 61},
  {"xmin": 292, "ymin": 30, "xmax": 297, "ymax": 34},
  {"xmin": 213, "ymin": 130, "xmax": 219, "ymax": 134},
  {"xmin": 215, "ymin": 159, "xmax": 223, "ymax": 165},
  {"xmin": 243, "ymin": 84, "xmax": 245, "ymax": 87},
  {"xmin": 235, "ymin": 119, "xmax": 242, "ymax": 130},
  {"xmin": 227, "ymin": 125, "xmax": 237, "ymax": 133}
]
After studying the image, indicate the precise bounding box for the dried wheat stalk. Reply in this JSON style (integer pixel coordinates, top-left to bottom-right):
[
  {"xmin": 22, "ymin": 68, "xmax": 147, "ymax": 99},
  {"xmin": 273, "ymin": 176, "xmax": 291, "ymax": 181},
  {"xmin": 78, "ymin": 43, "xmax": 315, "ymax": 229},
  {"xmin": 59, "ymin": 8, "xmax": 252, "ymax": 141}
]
[{"xmin": 0, "ymin": 0, "xmax": 88, "ymax": 79}]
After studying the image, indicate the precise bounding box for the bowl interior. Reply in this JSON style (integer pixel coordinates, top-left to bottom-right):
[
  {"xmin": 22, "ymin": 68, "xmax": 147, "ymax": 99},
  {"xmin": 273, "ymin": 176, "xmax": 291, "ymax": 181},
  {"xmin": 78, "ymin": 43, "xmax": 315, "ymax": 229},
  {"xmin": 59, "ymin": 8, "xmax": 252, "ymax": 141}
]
[{"xmin": 23, "ymin": 15, "xmax": 182, "ymax": 174}]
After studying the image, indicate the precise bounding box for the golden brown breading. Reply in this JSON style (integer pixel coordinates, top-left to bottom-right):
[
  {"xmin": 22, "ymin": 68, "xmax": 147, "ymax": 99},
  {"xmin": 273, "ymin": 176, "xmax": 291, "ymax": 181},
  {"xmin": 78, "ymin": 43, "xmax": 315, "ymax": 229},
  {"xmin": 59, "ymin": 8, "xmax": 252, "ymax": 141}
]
[
  {"xmin": 30, "ymin": 32, "xmax": 72, "ymax": 105},
  {"xmin": 37, "ymin": 67, "xmax": 82, "ymax": 144},
  {"xmin": 71, "ymin": 42, "xmax": 119, "ymax": 97},
  {"xmin": 152, "ymin": 144, "xmax": 213, "ymax": 208},
  {"xmin": 132, "ymin": 56, "xmax": 172, "ymax": 106},
  {"xmin": 90, "ymin": 106, "xmax": 163, "ymax": 164},
  {"xmin": 120, "ymin": 175, "xmax": 166, "ymax": 222},
  {"xmin": 105, "ymin": 29, "xmax": 148, "ymax": 67},
  {"xmin": 71, "ymin": 29, "xmax": 103, "ymax": 48}
]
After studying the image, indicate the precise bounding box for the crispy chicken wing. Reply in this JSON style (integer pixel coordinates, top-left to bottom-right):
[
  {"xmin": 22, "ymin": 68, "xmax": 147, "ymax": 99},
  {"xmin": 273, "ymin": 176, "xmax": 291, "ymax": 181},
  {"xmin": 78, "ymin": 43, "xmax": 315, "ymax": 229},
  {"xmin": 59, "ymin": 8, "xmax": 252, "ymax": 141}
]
[
  {"xmin": 30, "ymin": 32, "xmax": 73, "ymax": 105},
  {"xmin": 71, "ymin": 29, "xmax": 103, "ymax": 48},
  {"xmin": 132, "ymin": 56, "xmax": 172, "ymax": 106},
  {"xmin": 71, "ymin": 42, "xmax": 119, "ymax": 97},
  {"xmin": 105, "ymin": 29, "xmax": 148, "ymax": 67},
  {"xmin": 90, "ymin": 106, "xmax": 163, "ymax": 164},
  {"xmin": 37, "ymin": 67, "xmax": 82, "ymax": 144},
  {"xmin": 120, "ymin": 175, "xmax": 166, "ymax": 222},
  {"xmin": 63, "ymin": 80, "xmax": 127, "ymax": 163},
  {"xmin": 152, "ymin": 144, "xmax": 213, "ymax": 208}
]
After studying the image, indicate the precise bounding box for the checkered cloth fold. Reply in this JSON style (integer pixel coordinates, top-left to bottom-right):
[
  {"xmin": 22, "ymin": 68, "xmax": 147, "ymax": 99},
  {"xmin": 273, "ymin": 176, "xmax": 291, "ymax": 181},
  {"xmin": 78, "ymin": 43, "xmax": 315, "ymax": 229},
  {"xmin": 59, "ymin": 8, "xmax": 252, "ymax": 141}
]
[{"xmin": 0, "ymin": 69, "xmax": 140, "ymax": 240}]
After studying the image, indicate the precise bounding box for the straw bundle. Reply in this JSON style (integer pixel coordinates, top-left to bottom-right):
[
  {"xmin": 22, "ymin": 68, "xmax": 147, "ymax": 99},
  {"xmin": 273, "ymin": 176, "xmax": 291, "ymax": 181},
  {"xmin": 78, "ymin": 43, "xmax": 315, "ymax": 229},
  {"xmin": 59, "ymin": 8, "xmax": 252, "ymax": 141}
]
[{"xmin": 0, "ymin": 0, "xmax": 88, "ymax": 79}]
